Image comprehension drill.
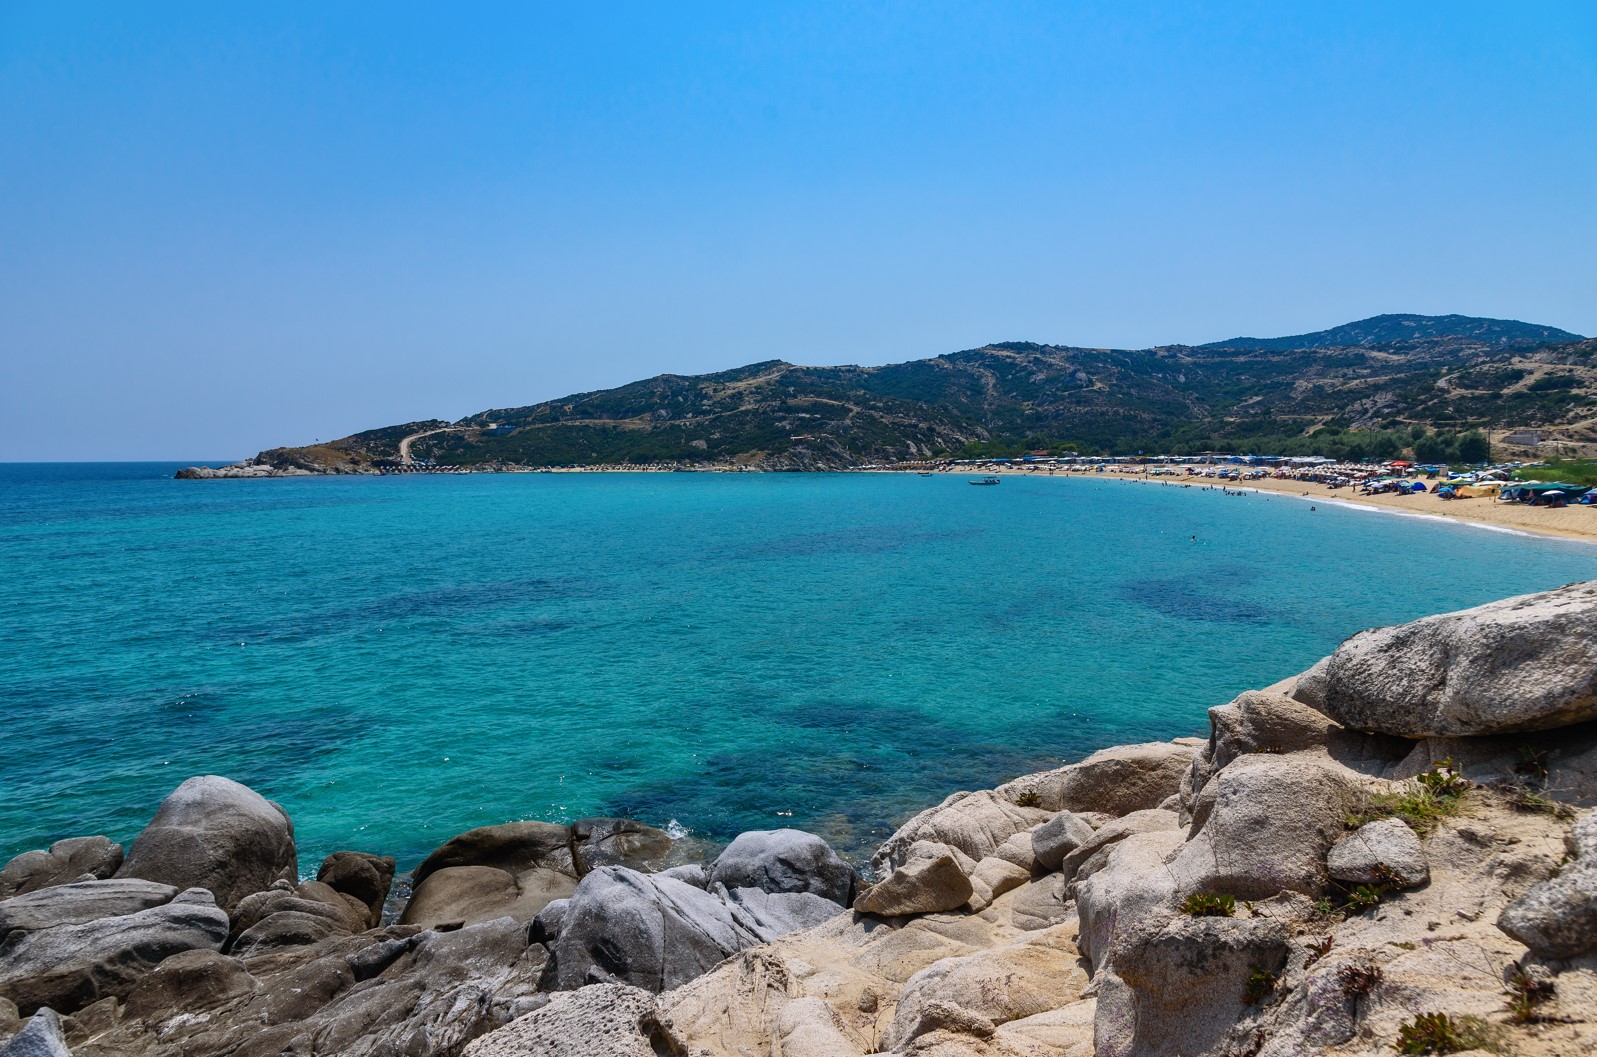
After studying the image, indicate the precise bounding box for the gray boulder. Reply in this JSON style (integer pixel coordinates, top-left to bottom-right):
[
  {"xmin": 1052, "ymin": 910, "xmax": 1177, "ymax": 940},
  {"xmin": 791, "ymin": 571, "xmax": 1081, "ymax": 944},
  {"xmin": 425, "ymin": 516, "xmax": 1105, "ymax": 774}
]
[
  {"xmin": 1057, "ymin": 742, "xmax": 1197, "ymax": 817},
  {"xmin": 854, "ymin": 842, "xmax": 974, "ymax": 917},
  {"xmin": 111, "ymin": 917, "xmax": 546, "ymax": 1057},
  {"xmin": 546, "ymin": 866, "xmax": 825, "ymax": 992},
  {"xmin": 659, "ymin": 864, "xmax": 707, "ymax": 888},
  {"xmin": 464, "ymin": 983, "xmax": 672, "ymax": 1057},
  {"xmin": 1296, "ymin": 581, "xmax": 1597, "ymax": 736},
  {"xmin": 529, "ymin": 897, "xmax": 570, "ymax": 944},
  {"xmin": 1009, "ymin": 874, "xmax": 1073, "ymax": 931},
  {"xmin": 1184, "ymin": 690, "xmax": 1409, "ymax": 807},
  {"xmin": 115, "ymin": 776, "xmax": 297, "ymax": 913},
  {"xmin": 0, "ymin": 837, "xmax": 123, "ymax": 900},
  {"xmin": 990, "ymin": 830, "xmax": 1039, "ymax": 873},
  {"xmin": 967, "ymin": 855, "xmax": 1031, "ymax": 913},
  {"xmin": 1327, "ymin": 818, "xmax": 1429, "ymax": 888},
  {"xmin": 1167, "ymin": 755, "xmax": 1361, "ymax": 900},
  {"xmin": 1095, "ymin": 913, "xmax": 1291, "ymax": 1057},
  {"xmin": 1060, "ymin": 809, "xmax": 1179, "ymax": 887},
  {"xmin": 0, "ymin": 1008, "xmax": 70, "ymax": 1057},
  {"xmin": 231, "ymin": 909, "xmax": 351, "ymax": 957},
  {"xmin": 0, "ymin": 878, "xmax": 178, "ymax": 941},
  {"xmin": 1031, "ymin": 811, "xmax": 1094, "ymax": 872},
  {"xmin": 707, "ymin": 829, "xmax": 856, "ymax": 905},
  {"xmin": 1074, "ymin": 830, "xmax": 1183, "ymax": 971},
  {"xmin": 411, "ymin": 821, "xmax": 575, "ymax": 884},
  {"xmin": 402, "ymin": 821, "xmax": 575, "ymax": 928},
  {"xmin": 718, "ymin": 885, "xmax": 843, "ymax": 936},
  {"xmin": 571, "ymin": 818, "xmax": 673, "ymax": 873},
  {"xmin": 1497, "ymin": 810, "xmax": 1597, "ymax": 959},
  {"xmin": 316, "ymin": 851, "xmax": 396, "ymax": 928},
  {"xmin": 1496, "ymin": 865, "xmax": 1597, "ymax": 960},
  {"xmin": 0, "ymin": 888, "xmax": 228, "ymax": 1015},
  {"xmin": 401, "ymin": 864, "xmax": 575, "ymax": 929},
  {"xmin": 871, "ymin": 790, "xmax": 1050, "ymax": 873}
]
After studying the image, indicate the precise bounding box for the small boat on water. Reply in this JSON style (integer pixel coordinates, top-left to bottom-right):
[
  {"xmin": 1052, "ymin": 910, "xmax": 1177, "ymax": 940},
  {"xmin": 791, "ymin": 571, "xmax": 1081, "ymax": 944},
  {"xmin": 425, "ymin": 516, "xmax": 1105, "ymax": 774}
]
[
  {"xmin": 917, "ymin": 471, "xmax": 934, "ymax": 477},
  {"xmin": 969, "ymin": 476, "xmax": 1001, "ymax": 486}
]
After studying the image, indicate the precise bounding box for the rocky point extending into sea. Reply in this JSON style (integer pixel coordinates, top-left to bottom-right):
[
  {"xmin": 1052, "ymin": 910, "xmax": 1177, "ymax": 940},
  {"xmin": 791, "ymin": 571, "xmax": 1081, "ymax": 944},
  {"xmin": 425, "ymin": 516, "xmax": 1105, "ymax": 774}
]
[{"xmin": 4, "ymin": 584, "xmax": 1597, "ymax": 1057}]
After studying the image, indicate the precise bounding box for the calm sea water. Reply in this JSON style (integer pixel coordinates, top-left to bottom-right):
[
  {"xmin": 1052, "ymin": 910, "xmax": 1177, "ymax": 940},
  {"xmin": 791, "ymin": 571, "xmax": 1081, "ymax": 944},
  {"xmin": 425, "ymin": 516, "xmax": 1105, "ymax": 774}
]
[{"xmin": 6, "ymin": 463, "xmax": 1597, "ymax": 872}]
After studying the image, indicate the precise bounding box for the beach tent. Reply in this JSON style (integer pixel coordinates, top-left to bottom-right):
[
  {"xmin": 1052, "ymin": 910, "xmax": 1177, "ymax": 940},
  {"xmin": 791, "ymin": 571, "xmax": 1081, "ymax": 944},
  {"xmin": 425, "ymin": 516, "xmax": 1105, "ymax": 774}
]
[{"xmin": 1409, "ymin": 482, "xmax": 1428, "ymax": 492}]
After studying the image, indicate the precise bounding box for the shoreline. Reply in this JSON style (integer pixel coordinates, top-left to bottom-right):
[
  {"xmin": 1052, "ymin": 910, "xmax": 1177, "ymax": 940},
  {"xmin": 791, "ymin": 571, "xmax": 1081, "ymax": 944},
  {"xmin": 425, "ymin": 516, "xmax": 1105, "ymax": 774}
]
[
  {"xmin": 176, "ymin": 459, "xmax": 1597, "ymax": 547},
  {"xmin": 928, "ymin": 464, "xmax": 1597, "ymax": 547}
]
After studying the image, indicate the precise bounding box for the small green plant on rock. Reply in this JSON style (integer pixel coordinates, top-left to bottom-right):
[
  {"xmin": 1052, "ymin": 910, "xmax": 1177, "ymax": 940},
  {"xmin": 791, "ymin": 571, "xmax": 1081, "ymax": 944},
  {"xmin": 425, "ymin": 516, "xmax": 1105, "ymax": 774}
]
[
  {"xmin": 1181, "ymin": 892, "xmax": 1236, "ymax": 917},
  {"xmin": 1514, "ymin": 747, "xmax": 1549, "ymax": 783},
  {"xmin": 1348, "ymin": 761, "xmax": 1469, "ymax": 836},
  {"xmin": 1242, "ymin": 966, "xmax": 1278, "ymax": 1006},
  {"xmin": 1395, "ymin": 1012, "xmax": 1487, "ymax": 1055},
  {"xmin": 1506, "ymin": 968, "xmax": 1555, "ymax": 1023},
  {"xmin": 1013, "ymin": 788, "xmax": 1041, "ymax": 808},
  {"xmin": 1416, "ymin": 759, "xmax": 1470, "ymax": 799},
  {"xmin": 1344, "ymin": 883, "xmax": 1384, "ymax": 913}
]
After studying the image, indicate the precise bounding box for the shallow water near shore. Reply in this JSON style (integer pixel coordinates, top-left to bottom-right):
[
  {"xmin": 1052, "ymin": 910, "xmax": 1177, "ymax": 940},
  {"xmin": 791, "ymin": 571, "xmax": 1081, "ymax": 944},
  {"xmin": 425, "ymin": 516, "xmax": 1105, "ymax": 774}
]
[{"xmin": 6, "ymin": 463, "xmax": 1597, "ymax": 873}]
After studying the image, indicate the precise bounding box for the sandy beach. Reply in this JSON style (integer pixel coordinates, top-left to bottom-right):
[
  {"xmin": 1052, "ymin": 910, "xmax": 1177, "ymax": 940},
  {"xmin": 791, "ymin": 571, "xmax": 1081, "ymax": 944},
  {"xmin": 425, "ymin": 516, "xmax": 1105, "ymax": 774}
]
[{"xmin": 935, "ymin": 464, "xmax": 1597, "ymax": 546}]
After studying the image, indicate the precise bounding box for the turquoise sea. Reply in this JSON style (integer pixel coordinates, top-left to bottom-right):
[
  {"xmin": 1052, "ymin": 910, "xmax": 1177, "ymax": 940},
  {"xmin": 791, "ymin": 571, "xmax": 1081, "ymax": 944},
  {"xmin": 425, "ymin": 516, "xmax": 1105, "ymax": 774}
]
[{"xmin": 6, "ymin": 463, "xmax": 1597, "ymax": 873}]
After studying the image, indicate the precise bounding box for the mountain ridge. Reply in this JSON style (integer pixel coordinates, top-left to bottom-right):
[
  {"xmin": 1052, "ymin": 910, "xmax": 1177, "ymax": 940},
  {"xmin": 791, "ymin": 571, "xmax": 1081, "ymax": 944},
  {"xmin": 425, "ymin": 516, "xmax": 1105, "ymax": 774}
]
[{"xmin": 190, "ymin": 314, "xmax": 1597, "ymax": 475}]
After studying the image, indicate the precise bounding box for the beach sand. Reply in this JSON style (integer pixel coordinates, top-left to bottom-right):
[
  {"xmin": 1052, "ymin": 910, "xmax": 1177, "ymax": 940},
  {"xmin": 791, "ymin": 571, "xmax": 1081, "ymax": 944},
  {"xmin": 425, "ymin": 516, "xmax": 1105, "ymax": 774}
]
[{"xmin": 943, "ymin": 466, "xmax": 1597, "ymax": 546}]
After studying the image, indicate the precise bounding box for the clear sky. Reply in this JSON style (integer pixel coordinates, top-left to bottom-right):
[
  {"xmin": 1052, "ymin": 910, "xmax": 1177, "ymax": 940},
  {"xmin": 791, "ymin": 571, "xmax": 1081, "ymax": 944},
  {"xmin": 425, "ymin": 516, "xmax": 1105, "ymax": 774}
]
[{"xmin": 3, "ymin": 2, "xmax": 1594, "ymax": 460}]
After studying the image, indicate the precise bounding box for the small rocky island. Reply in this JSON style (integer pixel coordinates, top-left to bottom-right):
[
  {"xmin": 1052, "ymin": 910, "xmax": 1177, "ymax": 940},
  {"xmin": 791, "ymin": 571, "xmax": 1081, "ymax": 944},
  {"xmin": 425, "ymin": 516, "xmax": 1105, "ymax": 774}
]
[{"xmin": 4, "ymin": 584, "xmax": 1597, "ymax": 1056}]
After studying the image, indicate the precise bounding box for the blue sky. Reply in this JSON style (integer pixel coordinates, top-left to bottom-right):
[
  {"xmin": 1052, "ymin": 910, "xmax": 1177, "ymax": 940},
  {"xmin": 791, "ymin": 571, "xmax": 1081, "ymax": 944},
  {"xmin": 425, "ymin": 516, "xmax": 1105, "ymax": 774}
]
[{"xmin": 2, "ymin": 2, "xmax": 1594, "ymax": 460}]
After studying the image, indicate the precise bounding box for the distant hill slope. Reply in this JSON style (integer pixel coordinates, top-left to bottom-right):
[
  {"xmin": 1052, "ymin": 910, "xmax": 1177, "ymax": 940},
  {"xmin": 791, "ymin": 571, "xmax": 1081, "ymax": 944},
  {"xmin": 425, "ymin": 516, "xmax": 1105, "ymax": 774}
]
[
  {"xmin": 213, "ymin": 314, "xmax": 1597, "ymax": 473},
  {"xmin": 1204, "ymin": 313, "xmax": 1582, "ymax": 351}
]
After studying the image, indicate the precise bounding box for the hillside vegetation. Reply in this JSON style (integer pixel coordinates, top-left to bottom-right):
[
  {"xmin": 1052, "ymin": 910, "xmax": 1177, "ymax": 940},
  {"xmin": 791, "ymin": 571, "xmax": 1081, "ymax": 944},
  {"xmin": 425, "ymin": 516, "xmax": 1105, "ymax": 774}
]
[{"xmin": 243, "ymin": 314, "xmax": 1597, "ymax": 471}]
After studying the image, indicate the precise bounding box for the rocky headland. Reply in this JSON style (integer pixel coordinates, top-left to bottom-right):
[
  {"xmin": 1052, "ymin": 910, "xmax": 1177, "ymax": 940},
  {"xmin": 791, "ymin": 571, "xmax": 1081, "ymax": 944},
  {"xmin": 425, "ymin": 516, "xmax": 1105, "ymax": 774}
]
[{"xmin": 5, "ymin": 584, "xmax": 1597, "ymax": 1056}]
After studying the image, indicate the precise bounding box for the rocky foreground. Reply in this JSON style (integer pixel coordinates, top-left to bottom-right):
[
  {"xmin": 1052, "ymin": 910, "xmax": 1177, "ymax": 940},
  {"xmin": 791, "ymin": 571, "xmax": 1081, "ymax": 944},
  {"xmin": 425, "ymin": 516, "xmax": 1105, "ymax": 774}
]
[{"xmin": 5, "ymin": 585, "xmax": 1597, "ymax": 1056}]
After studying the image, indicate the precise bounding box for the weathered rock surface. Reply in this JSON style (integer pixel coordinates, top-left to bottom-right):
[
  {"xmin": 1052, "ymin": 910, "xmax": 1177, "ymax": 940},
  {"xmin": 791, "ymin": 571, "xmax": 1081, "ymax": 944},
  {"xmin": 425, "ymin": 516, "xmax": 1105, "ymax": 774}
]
[
  {"xmin": 115, "ymin": 776, "xmax": 297, "ymax": 913},
  {"xmin": 966, "ymin": 856, "xmax": 1030, "ymax": 913},
  {"xmin": 412, "ymin": 821, "xmax": 576, "ymax": 885},
  {"xmin": 402, "ymin": 822, "xmax": 575, "ymax": 929},
  {"xmin": 1296, "ymin": 580, "xmax": 1597, "ymax": 736},
  {"xmin": 1497, "ymin": 809, "xmax": 1597, "ymax": 959},
  {"xmin": 402, "ymin": 864, "xmax": 575, "ymax": 930},
  {"xmin": 0, "ymin": 838, "xmax": 124, "ymax": 901},
  {"xmin": 316, "ymin": 851, "xmax": 396, "ymax": 927},
  {"xmin": 71, "ymin": 916, "xmax": 547, "ymax": 1057},
  {"xmin": 855, "ymin": 843, "xmax": 974, "ymax": 917},
  {"xmin": 228, "ymin": 880, "xmax": 368, "ymax": 951},
  {"xmin": 570, "ymin": 817, "xmax": 673, "ymax": 874},
  {"xmin": 1096, "ymin": 913, "xmax": 1290, "ymax": 1057},
  {"xmin": 1056, "ymin": 742, "xmax": 1198, "ymax": 817},
  {"xmin": 1327, "ymin": 818, "xmax": 1429, "ymax": 888},
  {"xmin": 1059, "ymin": 808, "xmax": 1178, "ymax": 886},
  {"xmin": 1168, "ymin": 754, "xmax": 1361, "ymax": 900},
  {"xmin": 0, "ymin": 879, "xmax": 178, "ymax": 941},
  {"xmin": 1074, "ymin": 830, "xmax": 1183, "ymax": 971},
  {"xmin": 0, "ymin": 1008, "xmax": 70, "ymax": 1057},
  {"xmin": 401, "ymin": 818, "xmax": 672, "ymax": 930},
  {"xmin": 871, "ymin": 790, "xmax": 1050, "ymax": 873},
  {"xmin": 465, "ymin": 984, "xmax": 668, "ymax": 1057},
  {"xmin": 707, "ymin": 828, "xmax": 856, "ymax": 905},
  {"xmin": 1030, "ymin": 810, "xmax": 1094, "ymax": 872},
  {"xmin": 0, "ymin": 888, "xmax": 228, "ymax": 1015},
  {"xmin": 885, "ymin": 936, "xmax": 1090, "ymax": 1049},
  {"xmin": 546, "ymin": 866, "xmax": 838, "ymax": 992},
  {"xmin": 1183, "ymin": 690, "xmax": 1410, "ymax": 812}
]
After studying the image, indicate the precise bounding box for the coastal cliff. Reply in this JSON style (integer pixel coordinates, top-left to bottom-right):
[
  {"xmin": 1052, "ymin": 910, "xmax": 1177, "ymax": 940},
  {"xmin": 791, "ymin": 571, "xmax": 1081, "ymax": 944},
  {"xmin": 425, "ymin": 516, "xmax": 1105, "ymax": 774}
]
[{"xmin": 4, "ymin": 584, "xmax": 1597, "ymax": 1056}]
